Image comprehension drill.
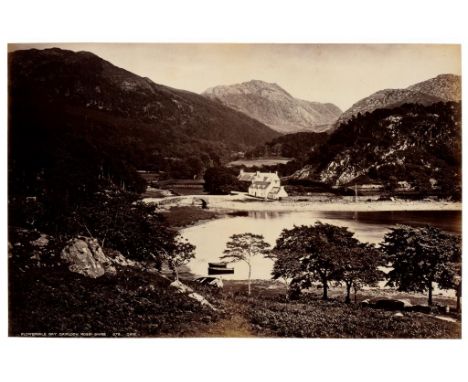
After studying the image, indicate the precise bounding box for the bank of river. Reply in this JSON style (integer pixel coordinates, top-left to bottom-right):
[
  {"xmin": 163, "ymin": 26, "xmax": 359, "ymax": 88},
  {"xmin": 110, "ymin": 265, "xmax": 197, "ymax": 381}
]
[
  {"xmin": 180, "ymin": 209, "xmax": 461, "ymax": 285},
  {"xmin": 144, "ymin": 194, "xmax": 461, "ymax": 212}
]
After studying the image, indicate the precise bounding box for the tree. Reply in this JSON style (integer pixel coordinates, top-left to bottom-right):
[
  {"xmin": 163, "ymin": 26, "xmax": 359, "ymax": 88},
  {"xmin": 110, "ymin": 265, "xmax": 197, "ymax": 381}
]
[
  {"xmin": 340, "ymin": 244, "xmax": 384, "ymax": 303},
  {"xmin": 203, "ymin": 167, "xmax": 241, "ymax": 195},
  {"xmin": 433, "ymin": 235, "xmax": 462, "ymax": 312},
  {"xmin": 187, "ymin": 156, "xmax": 205, "ymax": 178},
  {"xmin": 381, "ymin": 225, "xmax": 461, "ymax": 306},
  {"xmin": 61, "ymin": 191, "xmax": 179, "ymax": 269},
  {"xmin": 274, "ymin": 223, "xmax": 359, "ymax": 300},
  {"xmin": 220, "ymin": 233, "xmax": 271, "ymax": 295},
  {"xmin": 167, "ymin": 236, "xmax": 196, "ymax": 280},
  {"xmin": 270, "ymin": 249, "xmax": 304, "ymax": 299}
]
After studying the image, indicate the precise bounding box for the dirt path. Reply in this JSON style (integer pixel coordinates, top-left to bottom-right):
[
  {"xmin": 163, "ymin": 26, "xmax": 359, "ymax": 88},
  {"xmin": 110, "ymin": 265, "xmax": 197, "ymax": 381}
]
[{"xmin": 191, "ymin": 301, "xmax": 254, "ymax": 337}]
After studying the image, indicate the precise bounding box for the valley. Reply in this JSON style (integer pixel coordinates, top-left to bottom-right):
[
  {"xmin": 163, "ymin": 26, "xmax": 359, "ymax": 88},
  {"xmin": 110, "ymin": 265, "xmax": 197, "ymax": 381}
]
[{"xmin": 7, "ymin": 45, "xmax": 462, "ymax": 340}]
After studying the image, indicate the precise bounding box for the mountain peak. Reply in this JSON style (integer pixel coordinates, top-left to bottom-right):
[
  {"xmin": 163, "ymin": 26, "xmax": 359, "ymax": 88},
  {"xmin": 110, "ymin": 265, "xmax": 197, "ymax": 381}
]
[
  {"xmin": 337, "ymin": 73, "xmax": 461, "ymax": 125},
  {"xmin": 202, "ymin": 80, "xmax": 342, "ymax": 134},
  {"xmin": 435, "ymin": 73, "xmax": 460, "ymax": 80},
  {"xmin": 203, "ymin": 79, "xmax": 293, "ymax": 99},
  {"xmin": 244, "ymin": 79, "xmax": 284, "ymax": 88},
  {"xmin": 245, "ymin": 79, "xmax": 275, "ymax": 86},
  {"xmin": 407, "ymin": 73, "xmax": 461, "ymax": 102}
]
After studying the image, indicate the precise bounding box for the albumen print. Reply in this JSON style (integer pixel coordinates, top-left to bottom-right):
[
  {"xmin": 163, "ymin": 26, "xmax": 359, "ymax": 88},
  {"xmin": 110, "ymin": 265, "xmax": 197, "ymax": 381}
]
[{"xmin": 8, "ymin": 44, "xmax": 461, "ymax": 338}]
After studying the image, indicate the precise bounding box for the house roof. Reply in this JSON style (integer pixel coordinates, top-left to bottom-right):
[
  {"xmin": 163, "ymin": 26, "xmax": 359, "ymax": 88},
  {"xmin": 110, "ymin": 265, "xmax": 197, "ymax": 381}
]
[{"xmin": 256, "ymin": 173, "xmax": 279, "ymax": 181}]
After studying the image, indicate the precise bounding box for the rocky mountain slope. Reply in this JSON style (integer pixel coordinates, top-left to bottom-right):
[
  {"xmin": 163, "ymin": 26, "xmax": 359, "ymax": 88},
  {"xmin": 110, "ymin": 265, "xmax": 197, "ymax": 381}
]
[
  {"xmin": 292, "ymin": 101, "xmax": 461, "ymax": 198},
  {"xmin": 202, "ymin": 80, "xmax": 342, "ymax": 133},
  {"xmin": 9, "ymin": 48, "xmax": 280, "ymax": 196},
  {"xmin": 407, "ymin": 74, "xmax": 461, "ymax": 101},
  {"xmin": 337, "ymin": 74, "xmax": 461, "ymax": 125}
]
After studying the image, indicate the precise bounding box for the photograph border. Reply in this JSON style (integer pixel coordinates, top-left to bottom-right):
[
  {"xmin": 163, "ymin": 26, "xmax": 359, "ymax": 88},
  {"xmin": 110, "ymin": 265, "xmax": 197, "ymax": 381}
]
[{"xmin": 1, "ymin": 1, "xmax": 467, "ymax": 382}]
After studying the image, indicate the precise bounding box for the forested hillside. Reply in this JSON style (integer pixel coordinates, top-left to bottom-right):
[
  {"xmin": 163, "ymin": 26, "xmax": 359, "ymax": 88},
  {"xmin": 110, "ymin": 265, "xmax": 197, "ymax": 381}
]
[
  {"xmin": 246, "ymin": 131, "xmax": 328, "ymax": 159},
  {"xmin": 295, "ymin": 102, "xmax": 461, "ymax": 198},
  {"xmin": 9, "ymin": 48, "xmax": 279, "ymax": 209}
]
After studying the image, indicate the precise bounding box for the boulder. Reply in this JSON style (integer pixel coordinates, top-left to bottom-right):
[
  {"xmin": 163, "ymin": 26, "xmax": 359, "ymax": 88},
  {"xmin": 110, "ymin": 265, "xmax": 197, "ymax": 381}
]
[
  {"xmin": 188, "ymin": 292, "xmax": 216, "ymax": 310},
  {"xmin": 194, "ymin": 277, "xmax": 223, "ymax": 289},
  {"xmin": 396, "ymin": 299, "xmax": 413, "ymax": 308},
  {"xmin": 105, "ymin": 265, "xmax": 117, "ymax": 276},
  {"xmin": 105, "ymin": 248, "xmax": 137, "ymax": 267},
  {"xmin": 30, "ymin": 234, "xmax": 49, "ymax": 248},
  {"xmin": 60, "ymin": 236, "xmax": 114, "ymax": 278},
  {"xmin": 371, "ymin": 298, "xmax": 405, "ymax": 311},
  {"xmin": 408, "ymin": 305, "xmax": 432, "ymax": 314},
  {"xmin": 434, "ymin": 315, "xmax": 457, "ymax": 323},
  {"xmin": 170, "ymin": 280, "xmax": 217, "ymax": 311},
  {"xmin": 393, "ymin": 312, "xmax": 404, "ymax": 318},
  {"xmin": 170, "ymin": 280, "xmax": 194, "ymax": 293},
  {"xmin": 26, "ymin": 234, "xmax": 53, "ymax": 261}
]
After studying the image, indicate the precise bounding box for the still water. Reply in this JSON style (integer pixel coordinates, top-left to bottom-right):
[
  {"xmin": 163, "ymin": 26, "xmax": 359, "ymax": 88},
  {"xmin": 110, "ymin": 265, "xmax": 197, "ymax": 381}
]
[{"xmin": 181, "ymin": 210, "xmax": 461, "ymax": 280}]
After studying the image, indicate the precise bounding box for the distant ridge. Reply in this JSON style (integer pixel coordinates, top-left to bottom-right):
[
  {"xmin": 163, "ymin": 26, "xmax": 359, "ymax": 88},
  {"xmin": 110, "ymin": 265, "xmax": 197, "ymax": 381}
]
[
  {"xmin": 203, "ymin": 79, "xmax": 342, "ymax": 134},
  {"xmin": 8, "ymin": 48, "xmax": 281, "ymax": 193},
  {"xmin": 336, "ymin": 74, "xmax": 461, "ymax": 125},
  {"xmin": 9, "ymin": 48, "xmax": 280, "ymax": 147}
]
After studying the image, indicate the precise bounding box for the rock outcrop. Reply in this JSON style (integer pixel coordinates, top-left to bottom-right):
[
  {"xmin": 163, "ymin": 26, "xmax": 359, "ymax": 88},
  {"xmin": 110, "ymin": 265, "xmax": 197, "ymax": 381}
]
[
  {"xmin": 60, "ymin": 236, "xmax": 116, "ymax": 278},
  {"xmin": 30, "ymin": 234, "xmax": 50, "ymax": 248},
  {"xmin": 170, "ymin": 280, "xmax": 217, "ymax": 311},
  {"xmin": 289, "ymin": 101, "xmax": 461, "ymax": 192},
  {"xmin": 105, "ymin": 248, "xmax": 138, "ymax": 268}
]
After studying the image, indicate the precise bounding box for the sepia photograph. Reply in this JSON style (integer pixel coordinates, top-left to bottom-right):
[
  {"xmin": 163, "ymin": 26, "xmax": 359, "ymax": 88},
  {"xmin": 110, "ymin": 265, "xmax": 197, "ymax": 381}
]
[{"xmin": 7, "ymin": 42, "xmax": 462, "ymax": 339}]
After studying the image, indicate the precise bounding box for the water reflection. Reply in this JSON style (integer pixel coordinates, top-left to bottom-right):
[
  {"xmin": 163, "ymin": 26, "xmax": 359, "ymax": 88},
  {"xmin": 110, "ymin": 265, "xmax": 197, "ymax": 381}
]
[
  {"xmin": 181, "ymin": 210, "xmax": 461, "ymax": 280},
  {"xmin": 247, "ymin": 210, "xmax": 284, "ymax": 219},
  {"xmin": 243, "ymin": 210, "xmax": 461, "ymax": 233}
]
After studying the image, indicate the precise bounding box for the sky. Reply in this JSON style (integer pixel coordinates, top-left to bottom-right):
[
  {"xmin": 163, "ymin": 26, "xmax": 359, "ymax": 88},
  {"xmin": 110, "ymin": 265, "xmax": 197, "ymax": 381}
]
[{"xmin": 9, "ymin": 43, "xmax": 461, "ymax": 111}]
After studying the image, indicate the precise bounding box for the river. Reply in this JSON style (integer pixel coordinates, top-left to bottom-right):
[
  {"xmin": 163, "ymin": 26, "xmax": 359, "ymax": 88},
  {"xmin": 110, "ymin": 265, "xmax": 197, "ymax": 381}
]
[{"xmin": 181, "ymin": 210, "xmax": 461, "ymax": 281}]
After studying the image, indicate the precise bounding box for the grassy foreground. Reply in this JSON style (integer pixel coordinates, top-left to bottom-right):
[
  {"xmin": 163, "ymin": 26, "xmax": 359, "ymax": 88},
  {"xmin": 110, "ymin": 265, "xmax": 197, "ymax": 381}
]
[
  {"xmin": 244, "ymin": 296, "xmax": 459, "ymax": 338},
  {"xmin": 215, "ymin": 281, "xmax": 460, "ymax": 339},
  {"xmin": 9, "ymin": 266, "xmax": 460, "ymax": 338},
  {"xmin": 9, "ymin": 266, "xmax": 222, "ymax": 337}
]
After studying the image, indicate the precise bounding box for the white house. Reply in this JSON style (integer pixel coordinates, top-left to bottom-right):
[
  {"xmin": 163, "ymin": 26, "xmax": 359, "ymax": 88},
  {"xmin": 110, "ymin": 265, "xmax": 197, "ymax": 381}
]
[{"xmin": 238, "ymin": 170, "xmax": 288, "ymax": 200}]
